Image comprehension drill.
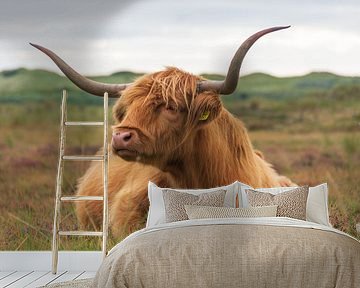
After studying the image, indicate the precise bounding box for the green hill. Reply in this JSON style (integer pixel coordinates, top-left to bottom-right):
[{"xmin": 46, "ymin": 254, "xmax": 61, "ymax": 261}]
[
  {"xmin": 0, "ymin": 68, "xmax": 142, "ymax": 103},
  {"xmin": 205, "ymin": 72, "xmax": 360, "ymax": 102},
  {"xmin": 1, "ymin": 68, "xmax": 360, "ymax": 104}
]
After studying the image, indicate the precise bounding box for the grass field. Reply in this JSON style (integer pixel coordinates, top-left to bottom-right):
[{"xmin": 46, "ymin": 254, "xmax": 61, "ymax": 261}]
[{"xmin": 0, "ymin": 90, "xmax": 359, "ymax": 251}]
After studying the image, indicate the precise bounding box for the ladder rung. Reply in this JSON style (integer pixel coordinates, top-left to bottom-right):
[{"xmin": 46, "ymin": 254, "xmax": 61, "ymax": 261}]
[
  {"xmin": 65, "ymin": 121, "xmax": 104, "ymax": 126},
  {"xmin": 61, "ymin": 196, "xmax": 104, "ymax": 201},
  {"xmin": 59, "ymin": 231, "xmax": 103, "ymax": 237},
  {"xmin": 62, "ymin": 155, "xmax": 103, "ymax": 161}
]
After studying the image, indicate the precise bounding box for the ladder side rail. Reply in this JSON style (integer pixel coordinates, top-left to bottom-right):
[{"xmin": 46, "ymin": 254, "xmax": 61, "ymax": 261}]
[
  {"xmin": 52, "ymin": 90, "xmax": 68, "ymax": 274},
  {"xmin": 102, "ymin": 92, "xmax": 109, "ymax": 259}
]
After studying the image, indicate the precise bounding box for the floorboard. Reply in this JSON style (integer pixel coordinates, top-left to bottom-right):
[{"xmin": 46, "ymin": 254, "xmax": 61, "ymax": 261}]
[
  {"xmin": 75, "ymin": 271, "xmax": 96, "ymax": 280},
  {"xmin": 0, "ymin": 271, "xmax": 96, "ymax": 287},
  {"xmin": 0, "ymin": 272, "xmax": 16, "ymax": 281},
  {"xmin": 24, "ymin": 271, "xmax": 67, "ymax": 288},
  {"xmin": 48, "ymin": 271, "xmax": 85, "ymax": 285},
  {"xmin": 0, "ymin": 271, "xmax": 33, "ymax": 287},
  {"xmin": 0, "ymin": 251, "xmax": 99, "ymax": 287},
  {"xmin": 7, "ymin": 271, "xmax": 49, "ymax": 288}
]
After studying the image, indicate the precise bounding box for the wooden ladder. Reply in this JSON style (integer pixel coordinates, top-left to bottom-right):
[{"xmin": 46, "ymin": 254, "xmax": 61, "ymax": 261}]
[{"xmin": 52, "ymin": 90, "xmax": 109, "ymax": 274}]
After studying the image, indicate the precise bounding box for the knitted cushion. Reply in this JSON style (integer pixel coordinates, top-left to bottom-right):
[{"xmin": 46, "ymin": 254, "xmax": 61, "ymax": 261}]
[
  {"xmin": 245, "ymin": 186, "xmax": 309, "ymax": 220},
  {"xmin": 184, "ymin": 205, "xmax": 278, "ymax": 219},
  {"xmin": 162, "ymin": 189, "xmax": 226, "ymax": 223}
]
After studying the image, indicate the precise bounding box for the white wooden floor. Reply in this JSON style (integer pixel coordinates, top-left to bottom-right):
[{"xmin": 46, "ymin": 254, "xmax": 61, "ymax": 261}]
[
  {"xmin": 0, "ymin": 270, "xmax": 94, "ymax": 287},
  {"xmin": 0, "ymin": 251, "xmax": 102, "ymax": 288}
]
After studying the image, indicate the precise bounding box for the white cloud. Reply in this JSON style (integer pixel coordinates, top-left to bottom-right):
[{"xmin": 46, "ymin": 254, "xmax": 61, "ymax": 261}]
[{"xmin": 1, "ymin": 0, "xmax": 360, "ymax": 76}]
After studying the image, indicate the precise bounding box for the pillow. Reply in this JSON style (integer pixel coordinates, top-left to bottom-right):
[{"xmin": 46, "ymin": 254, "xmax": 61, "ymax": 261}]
[
  {"xmin": 238, "ymin": 182, "xmax": 330, "ymax": 226},
  {"xmin": 146, "ymin": 181, "xmax": 239, "ymax": 228},
  {"xmin": 184, "ymin": 205, "xmax": 278, "ymax": 219},
  {"xmin": 245, "ymin": 186, "xmax": 309, "ymax": 220},
  {"xmin": 162, "ymin": 189, "xmax": 226, "ymax": 223}
]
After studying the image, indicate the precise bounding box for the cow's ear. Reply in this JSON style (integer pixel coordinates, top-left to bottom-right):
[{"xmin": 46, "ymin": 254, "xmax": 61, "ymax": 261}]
[{"xmin": 189, "ymin": 92, "xmax": 222, "ymax": 127}]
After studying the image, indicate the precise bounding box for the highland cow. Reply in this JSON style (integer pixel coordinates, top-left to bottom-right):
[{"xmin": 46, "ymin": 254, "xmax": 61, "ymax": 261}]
[{"xmin": 32, "ymin": 26, "xmax": 294, "ymax": 236}]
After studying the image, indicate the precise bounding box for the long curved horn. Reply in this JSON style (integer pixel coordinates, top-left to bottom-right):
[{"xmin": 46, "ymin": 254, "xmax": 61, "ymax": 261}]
[
  {"xmin": 198, "ymin": 26, "xmax": 290, "ymax": 95},
  {"xmin": 30, "ymin": 43, "xmax": 131, "ymax": 97}
]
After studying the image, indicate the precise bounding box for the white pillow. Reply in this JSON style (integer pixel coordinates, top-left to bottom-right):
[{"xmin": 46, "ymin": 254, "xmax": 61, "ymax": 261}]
[
  {"xmin": 238, "ymin": 182, "xmax": 330, "ymax": 227},
  {"xmin": 146, "ymin": 181, "xmax": 239, "ymax": 228}
]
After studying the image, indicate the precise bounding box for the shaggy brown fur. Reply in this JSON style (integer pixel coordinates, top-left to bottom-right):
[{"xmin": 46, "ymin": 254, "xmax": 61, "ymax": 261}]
[{"xmin": 76, "ymin": 67, "xmax": 294, "ymax": 236}]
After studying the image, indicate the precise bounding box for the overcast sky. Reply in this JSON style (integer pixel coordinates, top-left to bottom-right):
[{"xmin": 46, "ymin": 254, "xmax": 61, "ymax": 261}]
[{"xmin": 1, "ymin": 0, "xmax": 360, "ymax": 76}]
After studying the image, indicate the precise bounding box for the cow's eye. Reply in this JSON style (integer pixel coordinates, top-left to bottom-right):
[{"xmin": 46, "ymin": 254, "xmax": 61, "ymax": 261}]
[
  {"xmin": 165, "ymin": 105, "xmax": 177, "ymax": 112},
  {"xmin": 162, "ymin": 104, "xmax": 181, "ymax": 121},
  {"xmin": 116, "ymin": 110, "xmax": 126, "ymax": 122}
]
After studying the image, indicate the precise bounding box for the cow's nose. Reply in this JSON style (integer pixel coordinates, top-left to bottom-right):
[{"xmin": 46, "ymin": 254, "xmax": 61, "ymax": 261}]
[
  {"xmin": 112, "ymin": 131, "xmax": 136, "ymax": 149},
  {"xmin": 116, "ymin": 131, "xmax": 132, "ymax": 142}
]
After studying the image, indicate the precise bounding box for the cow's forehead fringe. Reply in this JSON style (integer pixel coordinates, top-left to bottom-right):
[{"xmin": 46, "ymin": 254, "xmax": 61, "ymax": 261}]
[{"xmin": 135, "ymin": 67, "xmax": 203, "ymax": 110}]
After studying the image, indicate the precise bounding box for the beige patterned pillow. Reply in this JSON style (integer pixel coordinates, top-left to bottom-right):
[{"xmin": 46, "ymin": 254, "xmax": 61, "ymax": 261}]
[
  {"xmin": 245, "ymin": 186, "xmax": 309, "ymax": 220},
  {"xmin": 162, "ymin": 189, "xmax": 226, "ymax": 223},
  {"xmin": 184, "ymin": 205, "xmax": 278, "ymax": 219}
]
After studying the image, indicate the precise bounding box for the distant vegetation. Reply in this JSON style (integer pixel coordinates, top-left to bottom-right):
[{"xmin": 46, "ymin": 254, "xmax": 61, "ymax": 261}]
[
  {"xmin": 0, "ymin": 68, "xmax": 359, "ymax": 250},
  {"xmin": 1, "ymin": 68, "xmax": 360, "ymax": 103}
]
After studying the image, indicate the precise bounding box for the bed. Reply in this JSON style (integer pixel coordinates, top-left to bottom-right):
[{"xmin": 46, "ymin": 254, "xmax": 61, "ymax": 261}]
[{"xmin": 92, "ymin": 182, "xmax": 360, "ymax": 288}]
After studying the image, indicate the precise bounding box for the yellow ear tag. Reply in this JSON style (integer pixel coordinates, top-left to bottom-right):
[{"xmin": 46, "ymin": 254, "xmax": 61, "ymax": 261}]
[{"xmin": 199, "ymin": 111, "xmax": 210, "ymax": 121}]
